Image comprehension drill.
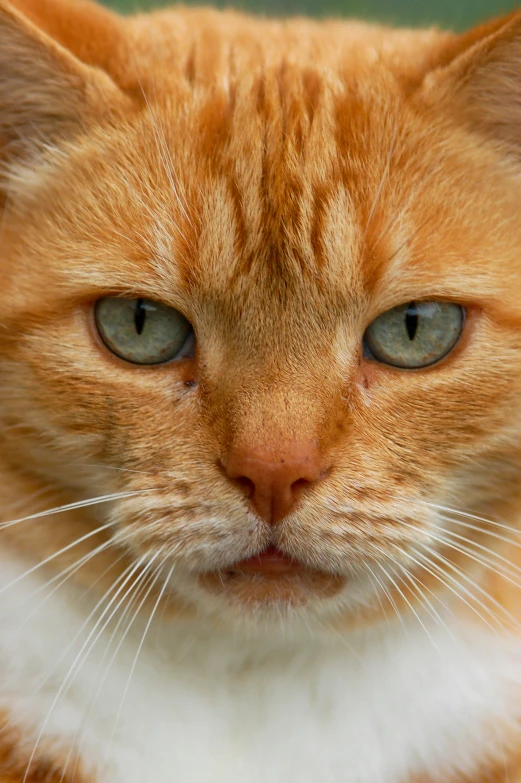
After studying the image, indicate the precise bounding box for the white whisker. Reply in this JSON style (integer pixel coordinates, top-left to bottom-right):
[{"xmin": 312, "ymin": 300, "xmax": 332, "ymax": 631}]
[
  {"xmin": 423, "ymin": 522, "xmax": 521, "ymax": 588},
  {"xmin": 61, "ymin": 557, "xmax": 163, "ymax": 782},
  {"xmin": 19, "ymin": 539, "xmax": 116, "ymax": 628},
  {"xmin": 410, "ymin": 548, "xmax": 512, "ymax": 635},
  {"xmin": 418, "ymin": 501, "xmax": 521, "ymax": 537},
  {"xmin": 0, "ymin": 490, "xmax": 151, "ymax": 532},
  {"xmin": 0, "ymin": 522, "xmax": 117, "ymax": 600},
  {"xmin": 106, "ymin": 558, "xmax": 172, "ymax": 760},
  {"xmin": 386, "ymin": 544, "xmax": 460, "ymax": 642},
  {"xmin": 22, "ymin": 553, "xmax": 153, "ymax": 783},
  {"xmin": 363, "ymin": 124, "xmax": 398, "ymax": 237},
  {"xmin": 377, "ymin": 561, "xmax": 441, "ymax": 653},
  {"xmin": 365, "ymin": 561, "xmax": 407, "ymax": 632}
]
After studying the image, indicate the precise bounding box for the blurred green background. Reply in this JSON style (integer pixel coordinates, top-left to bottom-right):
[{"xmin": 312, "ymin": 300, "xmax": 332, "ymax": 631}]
[{"xmin": 101, "ymin": 0, "xmax": 518, "ymax": 29}]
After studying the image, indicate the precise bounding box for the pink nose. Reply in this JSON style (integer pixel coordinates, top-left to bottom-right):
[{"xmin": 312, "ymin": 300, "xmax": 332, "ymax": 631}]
[{"xmin": 223, "ymin": 441, "xmax": 324, "ymax": 524}]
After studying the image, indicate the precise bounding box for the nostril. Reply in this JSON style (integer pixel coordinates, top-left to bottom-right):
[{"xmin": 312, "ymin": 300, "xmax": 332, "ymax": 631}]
[
  {"xmin": 232, "ymin": 475, "xmax": 255, "ymax": 499},
  {"xmin": 291, "ymin": 477, "xmax": 311, "ymax": 496},
  {"xmin": 216, "ymin": 459, "xmax": 255, "ymax": 498}
]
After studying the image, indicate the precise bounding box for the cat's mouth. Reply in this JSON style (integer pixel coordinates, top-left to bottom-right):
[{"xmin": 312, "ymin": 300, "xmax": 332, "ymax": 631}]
[
  {"xmin": 198, "ymin": 545, "xmax": 345, "ymax": 607},
  {"xmin": 224, "ymin": 545, "xmax": 304, "ymax": 577}
]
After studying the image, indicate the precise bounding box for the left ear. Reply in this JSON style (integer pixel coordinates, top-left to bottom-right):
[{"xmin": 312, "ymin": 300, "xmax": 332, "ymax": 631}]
[
  {"xmin": 0, "ymin": 0, "xmax": 128, "ymax": 181},
  {"xmin": 3, "ymin": 0, "xmax": 127, "ymax": 82},
  {"xmin": 424, "ymin": 13, "xmax": 521, "ymax": 157}
]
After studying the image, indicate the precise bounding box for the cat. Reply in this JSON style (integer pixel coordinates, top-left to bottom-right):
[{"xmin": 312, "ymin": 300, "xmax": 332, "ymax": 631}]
[{"xmin": 1, "ymin": 0, "xmax": 521, "ymax": 780}]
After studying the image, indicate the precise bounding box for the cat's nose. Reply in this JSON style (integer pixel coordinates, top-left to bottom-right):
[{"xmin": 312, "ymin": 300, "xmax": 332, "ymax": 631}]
[{"xmin": 222, "ymin": 442, "xmax": 324, "ymax": 524}]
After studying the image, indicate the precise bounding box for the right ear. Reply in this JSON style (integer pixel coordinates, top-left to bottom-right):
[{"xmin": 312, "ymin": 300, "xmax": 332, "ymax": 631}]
[
  {"xmin": 423, "ymin": 12, "xmax": 521, "ymax": 160},
  {"xmin": 0, "ymin": 0, "xmax": 127, "ymax": 175}
]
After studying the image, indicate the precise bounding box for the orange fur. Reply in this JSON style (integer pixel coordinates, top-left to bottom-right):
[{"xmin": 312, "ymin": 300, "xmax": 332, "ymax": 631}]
[
  {"xmin": 1, "ymin": 0, "xmax": 521, "ymax": 780},
  {"xmin": 0, "ymin": 712, "xmax": 91, "ymax": 783}
]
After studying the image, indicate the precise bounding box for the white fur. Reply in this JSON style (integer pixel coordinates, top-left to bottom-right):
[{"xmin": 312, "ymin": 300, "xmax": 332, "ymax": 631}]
[{"xmin": 0, "ymin": 550, "xmax": 519, "ymax": 783}]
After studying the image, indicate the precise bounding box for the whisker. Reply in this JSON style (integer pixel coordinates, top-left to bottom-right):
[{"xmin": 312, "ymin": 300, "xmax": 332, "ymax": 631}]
[
  {"xmin": 363, "ymin": 568, "xmax": 392, "ymax": 630},
  {"xmin": 142, "ymin": 66, "xmax": 193, "ymax": 229},
  {"xmin": 422, "ymin": 522, "xmax": 521, "ymax": 588},
  {"xmin": 20, "ymin": 527, "xmax": 136, "ymax": 635},
  {"xmin": 367, "ymin": 166, "xmax": 441, "ymax": 255},
  {"xmin": 0, "ymin": 490, "xmax": 151, "ymax": 532},
  {"xmin": 384, "ymin": 550, "xmax": 443, "ymax": 623},
  {"xmin": 0, "ymin": 522, "xmax": 119, "ymax": 600},
  {"xmin": 386, "ymin": 544, "xmax": 462, "ymax": 643},
  {"xmin": 417, "ymin": 501, "xmax": 521, "ymax": 537},
  {"xmin": 27, "ymin": 570, "xmax": 117, "ymax": 704},
  {"xmin": 438, "ymin": 514, "xmax": 521, "ymax": 550},
  {"xmin": 18, "ymin": 540, "xmax": 116, "ymax": 628},
  {"xmin": 135, "ymin": 70, "xmax": 191, "ymax": 236},
  {"xmin": 74, "ymin": 462, "xmax": 167, "ymax": 477},
  {"xmin": 377, "ymin": 561, "xmax": 441, "ymax": 652},
  {"xmin": 0, "ymin": 555, "xmax": 141, "ymax": 744},
  {"xmin": 22, "ymin": 554, "xmax": 154, "ymax": 783},
  {"xmin": 411, "ymin": 548, "xmax": 514, "ymax": 635},
  {"xmin": 383, "ymin": 215, "xmax": 434, "ymax": 266},
  {"xmin": 75, "ymin": 545, "xmax": 133, "ymax": 604},
  {"xmin": 30, "ymin": 554, "xmax": 152, "ymax": 705},
  {"xmin": 365, "ymin": 561, "xmax": 407, "ymax": 632},
  {"xmin": 382, "ymin": 542, "xmax": 500, "ymax": 634},
  {"xmin": 61, "ymin": 557, "xmax": 163, "ymax": 782},
  {"xmin": 106, "ymin": 558, "xmax": 172, "ymax": 760},
  {"xmin": 363, "ymin": 124, "xmax": 398, "ymax": 238}
]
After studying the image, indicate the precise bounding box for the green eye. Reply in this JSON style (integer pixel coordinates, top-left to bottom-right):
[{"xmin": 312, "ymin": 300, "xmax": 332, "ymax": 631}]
[
  {"xmin": 364, "ymin": 302, "xmax": 464, "ymax": 369},
  {"xmin": 95, "ymin": 297, "xmax": 194, "ymax": 365}
]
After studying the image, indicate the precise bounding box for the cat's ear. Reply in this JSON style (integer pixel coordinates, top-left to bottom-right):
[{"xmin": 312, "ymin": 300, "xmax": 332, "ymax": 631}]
[
  {"xmin": 0, "ymin": 0, "xmax": 126, "ymax": 169},
  {"xmin": 426, "ymin": 13, "xmax": 521, "ymax": 157},
  {"xmin": 3, "ymin": 0, "xmax": 126, "ymax": 78}
]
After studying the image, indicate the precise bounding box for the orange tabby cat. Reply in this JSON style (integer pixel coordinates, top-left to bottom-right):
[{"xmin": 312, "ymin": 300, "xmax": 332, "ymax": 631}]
[{"xmin": 1, "ymin": 0, "xmax": 521, "ymax": 780}]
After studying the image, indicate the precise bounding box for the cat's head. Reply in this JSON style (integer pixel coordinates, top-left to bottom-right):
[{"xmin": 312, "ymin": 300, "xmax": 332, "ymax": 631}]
[{"xmin": 1, "ymin": 0, "xmax": 521, "ymax": 629}]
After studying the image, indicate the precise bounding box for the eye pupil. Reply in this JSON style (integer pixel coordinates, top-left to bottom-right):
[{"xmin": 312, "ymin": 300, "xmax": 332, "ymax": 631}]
[
  {"xmin": 405, "ymin": 302, "xmax": 419, "ymax": 341},
  {"xmin": 134, "ymin": 298, "xmax": 146, "ymax": 336}
]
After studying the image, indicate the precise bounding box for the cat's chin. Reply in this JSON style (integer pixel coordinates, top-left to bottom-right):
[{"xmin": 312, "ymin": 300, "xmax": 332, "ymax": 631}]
[{"xmin": 197, "ymin": 546, "xmax": 346, "ymax": 610}]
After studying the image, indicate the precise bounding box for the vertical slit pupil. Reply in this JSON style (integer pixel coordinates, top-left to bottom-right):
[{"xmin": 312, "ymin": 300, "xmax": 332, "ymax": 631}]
[
  {"xmin": 134, "ymin": 298, "xmax": 147, "ymax": 335},
  {"xmin": 405, "ymin": 302, "xmax": 419, "ymax": 341}
]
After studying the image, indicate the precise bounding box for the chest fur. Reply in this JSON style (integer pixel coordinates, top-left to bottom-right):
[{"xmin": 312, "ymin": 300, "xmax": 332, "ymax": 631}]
[{"xmin": 0, "ymin": 552, "xmax": 519, "ymax": 783}]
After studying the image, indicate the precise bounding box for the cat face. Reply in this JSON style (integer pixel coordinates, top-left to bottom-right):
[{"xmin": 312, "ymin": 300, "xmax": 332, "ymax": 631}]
[{"xmin": 1, "ymin": 0, "xmax": 521, "ymax": 628}]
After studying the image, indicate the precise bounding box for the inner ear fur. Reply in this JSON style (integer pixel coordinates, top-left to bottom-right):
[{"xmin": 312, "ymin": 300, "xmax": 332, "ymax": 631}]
[
  {"xmin": 424, "ymin": 12, "xmax": 521, "ymax": 156},
  {"xmin": 0, "ymin": 0, "xmax": 127, "ymax": 168}
]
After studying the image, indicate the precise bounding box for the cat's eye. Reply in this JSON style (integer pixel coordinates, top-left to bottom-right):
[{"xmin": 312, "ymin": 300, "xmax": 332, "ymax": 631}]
[
  {"xmin": 364, "ymin": 302, "xmax": 464, "ymax": 369},
  {"xmin": 95, "ymin": 297, "xmax": 194, "ymax": 365}
]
